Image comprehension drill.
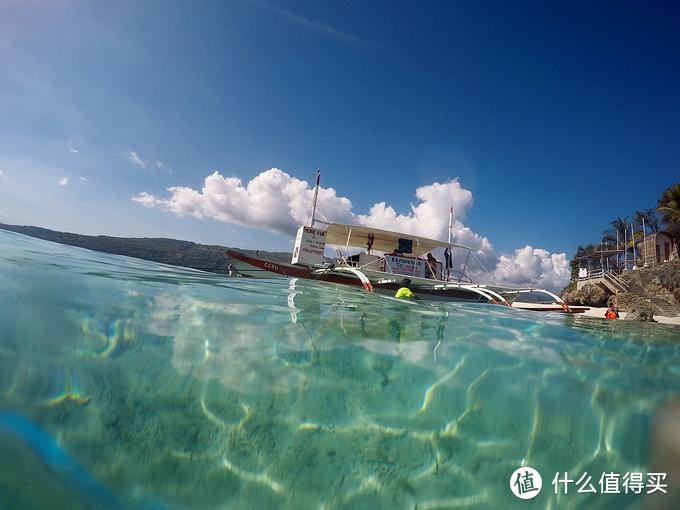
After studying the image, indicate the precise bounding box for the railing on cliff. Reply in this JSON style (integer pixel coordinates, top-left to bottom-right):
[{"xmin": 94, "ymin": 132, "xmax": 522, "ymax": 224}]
[
  {"xmin": 577, "ymin": 268, "xmax": 631, "ymax": 293},
  {"xmin": 604, "ymin": 271, "xmax": 631, "ymax": 292}
]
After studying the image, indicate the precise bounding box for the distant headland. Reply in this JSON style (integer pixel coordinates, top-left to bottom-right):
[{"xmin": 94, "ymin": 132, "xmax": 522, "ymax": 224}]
[{"xmin": 0, "ymin": 223, "xmax": 291, "ymax": 274}]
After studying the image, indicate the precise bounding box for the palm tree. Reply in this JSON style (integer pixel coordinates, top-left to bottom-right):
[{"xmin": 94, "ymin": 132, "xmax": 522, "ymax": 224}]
[
  {"xmin": 602, "ymin": 215, "xmax": 630, "ymax": 248},
  {"xmin": 633, "ymin": 209, "xmax": 655, "ymax": 234},
  {"xmin": 633, "ymin": 209, "xmax": 660, "ymax": 234},
  {"xmin": 658, "ymin": 183, "xmax": 680, "ymax": 221},
  {"xmin": 658, "ymin": 182, "xmax": 680, "ymax": 244},
  {"xmin": 643, "ymin": 208, "xmax": 661, "ymax": 233}
]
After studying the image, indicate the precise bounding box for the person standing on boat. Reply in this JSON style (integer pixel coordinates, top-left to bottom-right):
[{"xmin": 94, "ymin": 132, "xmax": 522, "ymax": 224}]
[
  {"xmin": 395, "ymin": 278, "xmax": 415, "ymax": 299},
  {"xmin": 367, "ymin": 233, "xmax": 375, "ymax": 254}
]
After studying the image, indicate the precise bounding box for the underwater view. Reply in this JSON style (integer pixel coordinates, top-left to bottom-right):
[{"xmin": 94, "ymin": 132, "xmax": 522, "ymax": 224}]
[{"xmin": 1, "ymin": 229, "xmax": 679, "ymax": 509}]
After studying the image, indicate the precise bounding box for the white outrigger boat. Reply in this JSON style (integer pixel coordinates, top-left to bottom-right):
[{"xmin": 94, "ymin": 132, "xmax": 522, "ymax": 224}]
[{"xmin": 227, "ymin": 173, "xmax": 584, "ymax": 313}]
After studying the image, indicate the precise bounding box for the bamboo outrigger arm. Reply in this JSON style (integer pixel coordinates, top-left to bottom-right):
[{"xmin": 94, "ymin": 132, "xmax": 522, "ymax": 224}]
[
  {"xmin": 502, "ymin": 288, "xmax": 572, "ymax": 312},
  {"xmin": 313, "ymin": 265, "xmax": 374, "ymax": 292},
  {"xmin": 458, "ymin": 285, "xmax": 512, "ymax": 306}
]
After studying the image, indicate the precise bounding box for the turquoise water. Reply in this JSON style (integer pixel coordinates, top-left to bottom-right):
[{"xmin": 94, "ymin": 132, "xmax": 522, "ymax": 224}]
[{"xmin": 1, "ymin": 230, "xmax": 679, "ymax": 509}]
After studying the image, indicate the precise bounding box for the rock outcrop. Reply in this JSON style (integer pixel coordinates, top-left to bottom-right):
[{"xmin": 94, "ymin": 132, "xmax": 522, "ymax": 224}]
[
  {"xmin": 562, "ymin": 283, "xmax": 609, "ymax": 307},
  {"xmin": 652, "ymin": 260, "xmax": 680, "ymax": 294},
  {"xmin": 562, "ymin": 260, "xmax": 680, "ymax": 318},
  {"xmin": 618, "ymin": 262, "xmax": 680, "ymax": 316},
  {"xmin": 624, "ymin": 305, "xmax": 656, "ymax": 322},
  {"xmin": 608, "ymin": 293, "xmax": 658, "ymax": 321}
]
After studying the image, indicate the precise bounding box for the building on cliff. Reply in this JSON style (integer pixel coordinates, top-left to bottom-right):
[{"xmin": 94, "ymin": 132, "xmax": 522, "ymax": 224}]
[{"xmin": 637, "ymin": 231, "xmax": 678, "ymax": 267}]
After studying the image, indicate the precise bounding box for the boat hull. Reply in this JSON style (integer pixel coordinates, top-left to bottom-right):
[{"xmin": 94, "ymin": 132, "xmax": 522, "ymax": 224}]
[
  {"xmin": 227, "ymin": 250, "xmax": 366, "ymax": 285},
  {"xmin": 227, "ymin": 249, "xmax": 490, "ymax": 302},
  {"xmin": 227, "ymin": 250, "xmax": 582, "ymax": 310},
  {"xmin": 228, "ymin": 251, "xmax": 309, "ymax": 279}
]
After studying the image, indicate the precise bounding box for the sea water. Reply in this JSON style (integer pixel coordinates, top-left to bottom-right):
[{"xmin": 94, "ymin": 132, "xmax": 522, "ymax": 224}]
[{"xmin": 0, "ymin": 229, "xmax": 678, "ymax": 509}]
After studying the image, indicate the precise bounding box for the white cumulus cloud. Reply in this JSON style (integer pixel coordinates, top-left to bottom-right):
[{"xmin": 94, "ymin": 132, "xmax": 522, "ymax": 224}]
[
  {"xmin": 69, "ymin": 148, "xmax": 80, "ymax": 154},
  {"xmin": 355, "ymin": 180, "xmax": 495, "ymax": 266},
  {"xmin": 0, "ymin": 169, "xmax": 8, "ymax": 181},
  {"xmin": 128, "ymin": 151, "xmax": 146, "ymax": 169},
  {"xmin": 59, "ymin": 176, "xmax": 69, "ymax": 186},
  {"xmin": 492, "ymin": 246, "xmax": 570, "ymax": 290},
  {"xmin": 133, "ymin": 168, "xmax": 569, "ymax": 289},
  {"xmin": 134, "ymin": 169, "xmax": 354, "ymax": 234},
  {"xmin": 80, "ymin": 176, "xmax": 88, "ymax": 182}
]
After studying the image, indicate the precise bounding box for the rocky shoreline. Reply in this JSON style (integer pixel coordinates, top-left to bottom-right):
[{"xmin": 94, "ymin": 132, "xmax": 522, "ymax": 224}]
[
  {"xmin": 562, "ymin": 260, "xmax": 680, "ymax": 322},
  {"xmin": 581, "ymin": 307, "xmax": 680, "ymax": 325}
]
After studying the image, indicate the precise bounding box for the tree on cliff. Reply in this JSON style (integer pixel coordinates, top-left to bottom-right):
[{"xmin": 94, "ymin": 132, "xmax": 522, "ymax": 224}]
[
  {"xmin": 658, "ymin": 182, "xmax": 680, "ymax": 244},
  {"xmin": 602, "ymin": 215, "xmax": 630, "ymax": 248},
  {"xmin": 633, "ymin": 208, "xmax": 661, "ymax": 234},
  {"xmin": 569, "ymin": 244, "xmax": 597, "ymax": 281}
]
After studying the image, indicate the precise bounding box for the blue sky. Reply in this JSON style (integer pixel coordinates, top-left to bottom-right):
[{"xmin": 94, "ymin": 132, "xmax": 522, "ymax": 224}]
[{"xmin": 1, "ymin": 0, "xmax": 678, "ymax": 286}]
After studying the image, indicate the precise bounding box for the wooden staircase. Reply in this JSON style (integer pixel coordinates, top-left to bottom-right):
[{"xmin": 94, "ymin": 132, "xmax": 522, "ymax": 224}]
[{"xmin": 577, "ymin": 269, "xmax": 631, "ymax": 294}]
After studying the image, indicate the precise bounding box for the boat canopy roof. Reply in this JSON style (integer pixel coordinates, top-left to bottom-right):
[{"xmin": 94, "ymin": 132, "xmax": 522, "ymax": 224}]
[{"xmin": 324, "ymin": 222, "xmax": 473, "ymax": 254}]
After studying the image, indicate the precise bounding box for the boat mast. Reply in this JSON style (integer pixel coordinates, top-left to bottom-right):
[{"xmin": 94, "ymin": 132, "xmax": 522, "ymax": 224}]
[
  {"xmin": 309, "ymin": 169, "xmax": 320, "ymax": 227},
  {"xmin": 448, "ymin": 206, "xmax": 453, "ymax": 245},
  {"xmin": 447, "ymin": 206, "xmax": 453, "ymax": 280}
]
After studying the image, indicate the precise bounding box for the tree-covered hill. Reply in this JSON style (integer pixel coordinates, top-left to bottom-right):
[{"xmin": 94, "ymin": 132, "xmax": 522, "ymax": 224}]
[{"xmin": 0, "ymin": 223, "xmax": 291, "ymax": 273}]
